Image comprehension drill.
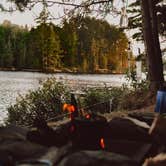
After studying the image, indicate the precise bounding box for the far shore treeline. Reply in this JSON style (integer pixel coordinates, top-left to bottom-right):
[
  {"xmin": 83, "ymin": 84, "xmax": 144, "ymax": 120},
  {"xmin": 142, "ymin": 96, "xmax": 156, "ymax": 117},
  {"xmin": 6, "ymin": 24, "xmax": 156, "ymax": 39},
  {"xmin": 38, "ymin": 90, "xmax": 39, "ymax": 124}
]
[{"xmin": 0, "ymin": 16, "xmax": 131, "ymax": 73}]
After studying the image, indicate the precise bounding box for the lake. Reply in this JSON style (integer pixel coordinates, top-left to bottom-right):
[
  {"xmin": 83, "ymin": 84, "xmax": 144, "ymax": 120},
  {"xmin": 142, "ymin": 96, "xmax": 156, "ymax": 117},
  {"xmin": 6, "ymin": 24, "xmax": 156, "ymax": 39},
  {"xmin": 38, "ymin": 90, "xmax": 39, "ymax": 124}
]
[{"xmin": 0, "ymin": 71, "xmax": 126, "ymax": 123}]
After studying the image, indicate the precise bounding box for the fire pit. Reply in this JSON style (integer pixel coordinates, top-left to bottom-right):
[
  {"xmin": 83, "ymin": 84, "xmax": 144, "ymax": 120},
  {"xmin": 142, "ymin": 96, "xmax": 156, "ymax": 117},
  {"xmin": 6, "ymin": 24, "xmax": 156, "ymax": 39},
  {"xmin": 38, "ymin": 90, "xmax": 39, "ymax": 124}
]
[
  {"xmin": 70, "ymin": 115, "xmax": 107, "ymax": 150},
  {"xmin": 63, "ymin": 94, "xmax": 108, "ymax": 150}
]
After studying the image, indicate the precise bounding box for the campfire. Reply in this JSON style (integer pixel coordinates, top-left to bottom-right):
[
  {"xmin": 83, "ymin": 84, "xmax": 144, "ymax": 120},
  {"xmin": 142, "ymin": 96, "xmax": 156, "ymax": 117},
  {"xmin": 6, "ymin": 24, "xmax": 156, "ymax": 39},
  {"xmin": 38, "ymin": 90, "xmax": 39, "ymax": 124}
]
[
  {"xmin": 23, "ymin": 94, "xmax": 157, "ymax": 166},
  {"xmin": 62, "ymin": 95, "xmax": 107, "ymax": 150}
]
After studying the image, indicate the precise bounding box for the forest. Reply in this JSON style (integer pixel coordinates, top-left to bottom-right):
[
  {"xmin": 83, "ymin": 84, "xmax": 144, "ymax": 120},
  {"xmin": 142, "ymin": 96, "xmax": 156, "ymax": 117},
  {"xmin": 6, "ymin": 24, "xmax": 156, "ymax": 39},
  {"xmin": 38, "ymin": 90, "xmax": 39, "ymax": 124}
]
[{"xmin": 0, "ymin": 16, "xmax": 129, "ymax": 73}]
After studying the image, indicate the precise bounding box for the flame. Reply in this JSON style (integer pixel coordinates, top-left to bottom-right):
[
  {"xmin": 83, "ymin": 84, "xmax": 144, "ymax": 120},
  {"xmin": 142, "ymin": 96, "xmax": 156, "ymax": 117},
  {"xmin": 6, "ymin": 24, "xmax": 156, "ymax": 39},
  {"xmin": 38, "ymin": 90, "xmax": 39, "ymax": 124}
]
[
  {"xmin": 63, "ymin": 103, "xmax": 68, "ymax": 111},
  {"xmin": 63, "ymin": 103, "xmax": 75, "ymax": 113},
  {"xmin": 100, "ymin": 138, "xmax": 105, "ymax": 149},
  {"xmin": 63, "ymin": 103, "xmax": 76, "ymax": 120}
]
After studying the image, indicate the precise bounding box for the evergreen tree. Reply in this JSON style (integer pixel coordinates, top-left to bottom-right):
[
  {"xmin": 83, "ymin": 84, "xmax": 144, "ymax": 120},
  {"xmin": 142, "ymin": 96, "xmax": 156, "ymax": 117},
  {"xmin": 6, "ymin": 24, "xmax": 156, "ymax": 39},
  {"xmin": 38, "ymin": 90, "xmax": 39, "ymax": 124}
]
[{"xmin": 35, "ymin": 1, "xmax": 62, "ymax": 72}]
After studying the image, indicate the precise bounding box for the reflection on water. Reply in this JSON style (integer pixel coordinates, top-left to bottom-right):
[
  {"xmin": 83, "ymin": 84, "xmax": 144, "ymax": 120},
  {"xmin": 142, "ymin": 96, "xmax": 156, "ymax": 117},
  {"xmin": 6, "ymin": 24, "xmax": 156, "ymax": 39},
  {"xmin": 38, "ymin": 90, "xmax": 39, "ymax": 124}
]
[{"xmin": 0, "ymin": 71, "xmax": 126, "ymax": 123}]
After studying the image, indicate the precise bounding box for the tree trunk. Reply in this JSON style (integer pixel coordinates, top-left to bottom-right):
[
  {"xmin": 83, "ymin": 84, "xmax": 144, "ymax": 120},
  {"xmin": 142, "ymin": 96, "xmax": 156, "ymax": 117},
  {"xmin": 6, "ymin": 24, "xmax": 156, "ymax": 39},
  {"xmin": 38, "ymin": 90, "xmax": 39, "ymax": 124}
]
[{"xmin": 141, "ymin": 0, "xmax": 164, "ymax": 92}]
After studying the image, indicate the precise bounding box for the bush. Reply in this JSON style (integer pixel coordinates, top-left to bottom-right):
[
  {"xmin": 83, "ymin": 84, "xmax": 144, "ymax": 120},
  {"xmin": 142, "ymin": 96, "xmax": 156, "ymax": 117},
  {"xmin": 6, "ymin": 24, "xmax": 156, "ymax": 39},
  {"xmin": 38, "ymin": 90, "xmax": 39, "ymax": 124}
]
[
  {"xmin": 6, "ymin": 74, "xmax": 152, "ymax": 126},
  {"xmin": 6, "ymin": 78, "xmax": 70, "ymax": 126},
  {"xmin": 125, "ymin": 67, "xmax": 149, "ymax": 91},
  {"xmin": 82, "ymin": 81, "xmax": 151, "ymax": 113},
  {"xmin": 81, "ymin": 86, "xmax": 130, "ymax": 113}
]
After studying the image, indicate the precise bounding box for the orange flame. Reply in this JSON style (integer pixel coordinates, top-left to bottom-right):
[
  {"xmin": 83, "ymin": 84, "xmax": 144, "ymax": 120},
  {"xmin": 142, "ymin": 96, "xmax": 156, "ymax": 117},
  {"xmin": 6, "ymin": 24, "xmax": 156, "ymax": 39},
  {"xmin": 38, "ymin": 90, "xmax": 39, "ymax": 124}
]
[
  {"xmin": 63, "ymin": 103, "xmax": 76, "ymax": 120},
  {"xmin": 100, "ymin": 138, "xmax": 105, "ymax": 149},
  {"xmin": 63, "ymin": 103, "xmax": 75, "ymax": 113}
]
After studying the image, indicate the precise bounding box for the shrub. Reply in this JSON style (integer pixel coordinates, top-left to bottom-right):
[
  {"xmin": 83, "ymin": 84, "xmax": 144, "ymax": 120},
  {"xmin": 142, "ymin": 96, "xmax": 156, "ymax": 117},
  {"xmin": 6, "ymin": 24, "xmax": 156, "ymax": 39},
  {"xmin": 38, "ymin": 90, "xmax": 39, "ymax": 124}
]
[
  {"xmin": 6, "ymin": 78, "xmax": 70, "ymax": 126},
  {"xmin": 82, "ymin": 86, "xmax": 130, "ymax": 113},
  {"xmin": 82, "ymin": 81, "xmax": 151, "ymax": 113},
  {"xmin": 6, "ymin": 73, "xmax": 152, "ymax": 126},
  {"xmin": 125, "ymin": 67, "xmax": 149, "ymax": 91}
]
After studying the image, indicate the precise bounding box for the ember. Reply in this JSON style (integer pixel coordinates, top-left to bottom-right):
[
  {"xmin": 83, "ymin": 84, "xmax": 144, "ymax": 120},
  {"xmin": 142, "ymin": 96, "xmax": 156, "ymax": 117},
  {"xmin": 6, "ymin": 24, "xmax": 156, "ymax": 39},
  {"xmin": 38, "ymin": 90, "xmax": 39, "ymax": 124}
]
[
  {"xmin": 100, "ymin": 138, "xmax": 105, "ymax": 149},
  {"xmin": 85, "ymin": 114, "xmax": 91, "ymax": 119}
]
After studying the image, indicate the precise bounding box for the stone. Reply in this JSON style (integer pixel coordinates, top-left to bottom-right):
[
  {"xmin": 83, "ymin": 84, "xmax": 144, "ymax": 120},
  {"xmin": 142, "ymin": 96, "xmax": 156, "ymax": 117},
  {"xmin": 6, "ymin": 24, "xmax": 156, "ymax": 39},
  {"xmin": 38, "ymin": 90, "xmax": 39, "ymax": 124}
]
[
  {"xmin": 0, "ymin": 125, "xmax": 28, "ymax": 140},
  {"xmin": 105, "ymin": 117, "xmax": 151, "ymax": 142},
  {"xmin": 143, "ymin": 153, "xmax": 166, "ymax": 166},
  {"xmin": 128, "ymin": 112, "xmax": 155, "ymax": 126},
  {"xmin": 0, "ymin": 125, "xmax": 47, "ymax": 164},
  {"xmin": 149, "ymin": 115, "xmax": 166, "ymax": 145},
  {"xmin": 58, "ymin": 150, "xmax": 138, "ymax": 166},
  {"xmin": 104, "ymin": 139, "xmax": 152, "ymax": 164},
  {"xmin": 40, "ymin": 143, "xmax": 72, "ymax": 165},
  {"xmin": 27, "ymin": 119, "xmax": 71, "ymax": 147}
]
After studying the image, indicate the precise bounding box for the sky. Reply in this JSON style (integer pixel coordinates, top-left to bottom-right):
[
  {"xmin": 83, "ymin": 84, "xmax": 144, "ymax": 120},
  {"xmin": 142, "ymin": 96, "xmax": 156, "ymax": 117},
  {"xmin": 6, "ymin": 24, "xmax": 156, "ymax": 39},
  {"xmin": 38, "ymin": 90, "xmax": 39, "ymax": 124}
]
[
  {"xmin": 0, "ymin": 0, "xmax": 124, "ymax": 27},
  {"xmin": 0, "ymin": 0, "xmax": 143, "ymax": 55}
]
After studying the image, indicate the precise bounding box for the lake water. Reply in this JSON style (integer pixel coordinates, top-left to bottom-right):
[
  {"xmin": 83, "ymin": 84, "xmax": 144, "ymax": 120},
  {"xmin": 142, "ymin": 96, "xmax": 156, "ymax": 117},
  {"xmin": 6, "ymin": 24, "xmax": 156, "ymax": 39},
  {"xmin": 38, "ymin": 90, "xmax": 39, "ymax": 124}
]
[{"xmin": 0, "ymin": 71, "xmax": 126, "ymax": 123}]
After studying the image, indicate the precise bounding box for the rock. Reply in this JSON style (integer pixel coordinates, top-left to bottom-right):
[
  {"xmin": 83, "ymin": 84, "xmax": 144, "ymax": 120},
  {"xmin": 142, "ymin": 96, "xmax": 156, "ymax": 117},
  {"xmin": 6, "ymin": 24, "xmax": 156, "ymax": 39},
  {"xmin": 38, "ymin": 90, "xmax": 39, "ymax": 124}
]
[
  {"xmin": 128, "ymin": 112, "xmax": 156, "ymax": 126},
  {"xmin": 27, "ymin": 119, "xmax": 70, "ymax": 147},
  {"xmin": 0, "ymin": 139, "xmax": 47, "ymax": 161},
  {"xmin": 105, "ymin": 117, "xmax": 151, "ymax": 142},
  {"xmin": 58, "ymin": 150, "xmax": 138, "ymax": 166},
  {"xmin": 17, "ymin": 144, "xmax": 72, "ymax": 166},
  {"xmin": 149, "ymin": 115, "xmax": 166, "ymax": 145},
  {"xmin": 104, "ymin": 139, "xmax": 152, "ymax": 164},
  {"xmin": 40, "ymin": 143, "xmax": 72, "ymax": 164},
  {"xmin": 143, "ymin": 153, "xmax": 166, "ymax": 166},
  {"xmin": 0, "ymin": 125, "xmax": 28, "ymax": 140},
  {"xmin": 0, "ymin": 150, "xmax": 15, "ymax": 165},
  {"xmin": 0, "ymin": 125, "xmax": 47, "ymax": 164}
]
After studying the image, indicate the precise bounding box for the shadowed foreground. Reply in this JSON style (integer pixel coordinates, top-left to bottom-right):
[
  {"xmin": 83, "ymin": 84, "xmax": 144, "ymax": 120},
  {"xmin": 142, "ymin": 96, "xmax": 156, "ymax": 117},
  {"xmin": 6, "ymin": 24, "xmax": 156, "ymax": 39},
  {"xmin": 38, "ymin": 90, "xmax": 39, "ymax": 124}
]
[{"xmin": 1, "ymin": 105, "xmax": 166, "ymax": 166}]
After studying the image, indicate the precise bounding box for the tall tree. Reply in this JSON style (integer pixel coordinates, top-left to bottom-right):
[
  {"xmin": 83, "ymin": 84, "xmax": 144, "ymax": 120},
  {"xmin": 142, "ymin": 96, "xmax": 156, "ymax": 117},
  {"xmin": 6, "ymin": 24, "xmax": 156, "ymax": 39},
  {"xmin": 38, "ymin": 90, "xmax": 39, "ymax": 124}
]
[
  {"xmin": 141, "ymin": 0, "xmax": 164, "ymax": 91},
  {"xmin": 35, "ymin": 1, "xmax": 62, "ymax": 72},
  {"xmin": 59, "ymin": 19, "xmax": 78, "ymax": 68}
]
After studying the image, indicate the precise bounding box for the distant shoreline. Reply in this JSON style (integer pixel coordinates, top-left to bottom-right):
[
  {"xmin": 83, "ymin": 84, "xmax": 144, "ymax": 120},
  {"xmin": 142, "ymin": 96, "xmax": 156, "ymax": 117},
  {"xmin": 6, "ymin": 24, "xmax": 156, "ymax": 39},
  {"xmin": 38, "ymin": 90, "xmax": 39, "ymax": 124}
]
[{"xmin": 0, "ymin": 68, "xmax": 125, "ymax": 75}]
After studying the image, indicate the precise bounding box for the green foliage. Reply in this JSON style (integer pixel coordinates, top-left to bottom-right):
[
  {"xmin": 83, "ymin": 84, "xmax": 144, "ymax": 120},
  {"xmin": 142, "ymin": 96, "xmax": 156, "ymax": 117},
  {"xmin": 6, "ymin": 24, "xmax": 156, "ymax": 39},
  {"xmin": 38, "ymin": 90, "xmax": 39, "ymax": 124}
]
[
  {"xmin": 128, "ymin": 0, "xmax": 166, "ymax": 41},
  {"xmin": 82, "ymin": 81, "xmax": 150, "ymax": 114},
  {"xmin": 0, "ymin": 21, "xmax": 29, "ymax": 68},
  {"xmin": 6, "ymin": 78, "xmax": 70, "ymax": 126},
  {"xmin": 37, "ymin": 23, "xmax": 62, "ymax": 71},
  {"xmin": 25, "ymin": 27, "xmax": 42, "ymax": 69},
  {"xmin": 6, "ymin": 77, "xmax": 151, "ymax": 126},
  {"xmin": 6, "ymin": 81, "xmax": 130, "ymax": 125},
  {"xmin": 0, "ymin": 17, "xmax": 129, "ymax": 73},
  {"xmin": 59, "ymin": 19, "xmax": 78, "ymax": 68},
  {"xmin": 61, "ymin": 16, "xmax": 129, "ymax": 73},
  {"xmin": 82, "ymin": 86, "xmax": 129, "ymax": 113},
  {"xmin": 125, "ymin": 67, "xmax": 149, "ymax": 91}
]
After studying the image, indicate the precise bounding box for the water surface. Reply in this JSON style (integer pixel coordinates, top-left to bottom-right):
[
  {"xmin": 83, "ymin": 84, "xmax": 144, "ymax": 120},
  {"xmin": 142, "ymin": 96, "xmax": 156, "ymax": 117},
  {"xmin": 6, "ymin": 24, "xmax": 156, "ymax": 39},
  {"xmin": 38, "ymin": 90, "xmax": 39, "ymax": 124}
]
[{"xmin": 0, "ymin": 71, "xmax": 126, "ymax": 123}]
